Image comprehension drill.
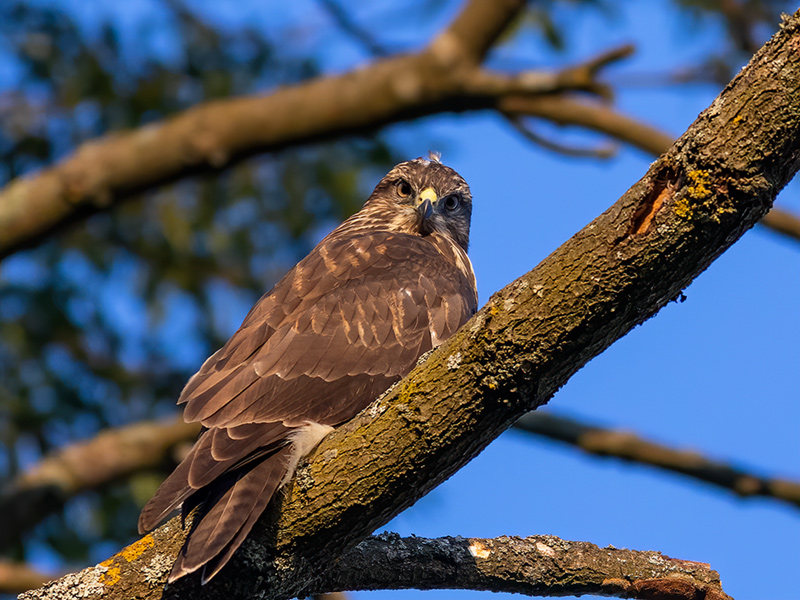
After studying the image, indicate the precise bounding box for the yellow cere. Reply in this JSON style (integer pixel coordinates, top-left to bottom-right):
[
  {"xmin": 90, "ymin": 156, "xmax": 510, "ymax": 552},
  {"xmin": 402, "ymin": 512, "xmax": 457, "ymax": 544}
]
[{"xmin": 419, "ymin": 187, "xmax": 437, "ymax": 203}]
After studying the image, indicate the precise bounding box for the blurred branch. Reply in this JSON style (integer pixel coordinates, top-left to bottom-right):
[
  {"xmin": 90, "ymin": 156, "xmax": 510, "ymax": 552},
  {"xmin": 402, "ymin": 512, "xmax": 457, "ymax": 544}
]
[
  {"xmin": 500, "ymin": 93, "xmax": 674, "ymax": 155},
  {"xmin": 0, "ymin": 0, "xmax": 633, "ymax": 260},
  {"xmin": 0, "ymin": 561, "xmax": 51, "ymax": 595},
  {"xmin": 0, "ymin": 417, "xmax": 199, "ymax": 551},
  {"xmin": 316, "ymin": 0, "xmax": 389, "ymax": 57},
  {"xmin": 759, "ymin": 207, "xmax": 800, "ymax": 242},
  {"xmin": 313, "ymin": 593, "xmax": 347, "ymax": 600},
  {"xmin": 501, "ymin": 94, "xmax": 800, "ymax": 243},
  {"xmin": 308, "ymin": 533, "xmax": 730, "ymax": 600},
  {"xmin": 505, "ymin": 114, "xmax": 617, "ymax": 159},
  {"xmin": 515, "ymin": 413, "xmax": 800, "ymax": 509},
  {"xmin": 717, "ymin": 0, "xmax": 763, "ymax": 54}
]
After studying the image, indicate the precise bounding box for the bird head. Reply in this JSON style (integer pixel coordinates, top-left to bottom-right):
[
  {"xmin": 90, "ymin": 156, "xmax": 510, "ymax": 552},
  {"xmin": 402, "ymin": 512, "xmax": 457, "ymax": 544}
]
[{"xmin": 364, "ymin": 156, "xmax": 472, "ymax": 251}]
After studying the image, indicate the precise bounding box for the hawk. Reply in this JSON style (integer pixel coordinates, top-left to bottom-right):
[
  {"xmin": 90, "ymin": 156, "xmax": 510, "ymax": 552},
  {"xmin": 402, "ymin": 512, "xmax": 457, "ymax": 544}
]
[{"xmin": 138, "ymin": 156, "xmax": 478, "ymax": 583}]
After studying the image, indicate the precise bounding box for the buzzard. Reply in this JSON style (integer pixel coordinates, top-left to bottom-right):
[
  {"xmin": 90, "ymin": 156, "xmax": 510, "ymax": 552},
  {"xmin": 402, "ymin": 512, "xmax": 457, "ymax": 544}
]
[{"xmin": 138, "ymin": 156, "xmax": 478, "ymax": 583}]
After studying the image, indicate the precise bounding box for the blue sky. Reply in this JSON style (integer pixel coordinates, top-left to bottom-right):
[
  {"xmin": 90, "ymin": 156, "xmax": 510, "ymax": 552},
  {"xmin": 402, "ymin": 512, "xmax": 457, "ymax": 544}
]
[{"xmin": 3, "ymin": 1, "xmax": 799, "ymax": 599}]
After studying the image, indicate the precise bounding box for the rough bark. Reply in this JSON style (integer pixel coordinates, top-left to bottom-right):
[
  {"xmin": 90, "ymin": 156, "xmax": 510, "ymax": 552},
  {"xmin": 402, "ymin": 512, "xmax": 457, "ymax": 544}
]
[
  {"xmin": 514, "ymin": 412, "xmax": 800, "ymax": 508},
  {"xmin": 311, "ymin": 534, "xmax": 730, "ymax": 600},
  {"xmin": 0, "ymin": 418, "xmax": 198, "ymax": 551},
  {"xmin": 18, "ymin": 10, "xmax": 800, "ymax": 600},
  {"xmin": 10, "ymin": 535, "xmax": 729, "ymax": 600}
]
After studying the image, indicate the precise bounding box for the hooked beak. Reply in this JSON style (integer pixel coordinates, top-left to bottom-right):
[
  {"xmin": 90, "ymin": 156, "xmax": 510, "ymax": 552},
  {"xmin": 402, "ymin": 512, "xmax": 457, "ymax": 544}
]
[{"xmin": 415, "ymin": 187, "xmax": 437, "ymax": 220}]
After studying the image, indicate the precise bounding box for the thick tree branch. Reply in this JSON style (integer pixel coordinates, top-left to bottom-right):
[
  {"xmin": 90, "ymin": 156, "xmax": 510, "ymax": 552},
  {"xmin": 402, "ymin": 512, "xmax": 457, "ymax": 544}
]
[
  {"xmin": 514, "ymin": 412, "xmax": 800, "ymax": 508},
  {"xmin": 310, "ymin": 534, "xmax": 730, "ymax": 600},
  {"xmin": 0, "ymin": 418, "xmax": 199, "ymax": 551},
  {"xmin": 429, "ymin": 0, "xmax": 524, "ymax": 65},
  {"xmin": 19, "ymin": 11, "xmax": 800, "ymax": 600},
  {"xmin": 501, "ymin": 94, "xmax": 800, "ymax": 242}
]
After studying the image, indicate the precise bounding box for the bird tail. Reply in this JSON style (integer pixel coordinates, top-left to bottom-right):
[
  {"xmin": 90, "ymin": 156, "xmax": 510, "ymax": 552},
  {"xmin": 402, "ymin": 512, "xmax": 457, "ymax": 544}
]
[
  {"xmin": 138, "ymin": 452, "xmax": 196, "ymax": 534},
  {"xmin": 139, "ymin": 445, "xmax": 293, "ymax": 584},
  {"xmin": 173, "ymin": 446, "xmax": 292, "ymax": 583}
]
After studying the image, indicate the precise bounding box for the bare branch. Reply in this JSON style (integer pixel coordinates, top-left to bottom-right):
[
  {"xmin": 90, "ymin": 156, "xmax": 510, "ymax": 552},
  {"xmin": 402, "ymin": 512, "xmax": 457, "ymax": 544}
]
[
  {"xmin": 505, "ymin": 114, "xmax": 617, "ymax": 159},
  {"xmin": 2, "ymin": 0, "xmax": 621, "ymax": 261},
  {"xmin": 500, "ymin": 94, "xmax": 676, "ymax": 156},
  {"xmin": 310, "ymin": 534, "xmax": 730, "ymax": 600},
  {"xmin": 501, "ymin": 94, "xmax": 800, "ymax": 243},
  {"xmin": 0, "ymin": 562, "xmax": 51, "ymax": 595},
  {"xmin": 316, "ymin": 0, "xmax": 389, "ymax": 57},
  {"xmin": 759, "ymin": 206, "xmax": 800, "ymax": 242},
  {"xmin": 19, "ymin": 12, "xmax": 800, "ymax": 599},
  {"xmin": 552, "ymin": 43, "xmax": 635, "ymax": 100},
  {"xmin": 515, "ymin": 412, "xmax": 800, "ymax": 508},
  {"xmin": 428, "ymin": 0, "xmax": 525, "ymax": 65},
  {"xmin": 0, "ymin": 418, "xmax": 199, "ymax": 551}
]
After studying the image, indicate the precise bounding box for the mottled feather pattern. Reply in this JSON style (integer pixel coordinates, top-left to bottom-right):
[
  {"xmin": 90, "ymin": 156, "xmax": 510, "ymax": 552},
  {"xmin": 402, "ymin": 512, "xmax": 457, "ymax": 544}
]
[{"xmin": 138, "ymin": 158, "xmax": 477, "ymax": 583}]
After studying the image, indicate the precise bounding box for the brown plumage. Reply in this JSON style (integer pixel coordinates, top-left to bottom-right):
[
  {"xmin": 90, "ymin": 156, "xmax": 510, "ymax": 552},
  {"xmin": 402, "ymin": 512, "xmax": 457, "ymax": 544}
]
[{"xmin": 138, "ymin": 157, "xmax": 478, "ymax": 583}]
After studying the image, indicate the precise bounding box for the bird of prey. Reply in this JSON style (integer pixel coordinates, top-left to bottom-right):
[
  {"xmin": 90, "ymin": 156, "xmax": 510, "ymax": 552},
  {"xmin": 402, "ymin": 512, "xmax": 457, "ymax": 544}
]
[{"xmin": 138, "ymin": 156, "xmax": 478, "ymax": 583}]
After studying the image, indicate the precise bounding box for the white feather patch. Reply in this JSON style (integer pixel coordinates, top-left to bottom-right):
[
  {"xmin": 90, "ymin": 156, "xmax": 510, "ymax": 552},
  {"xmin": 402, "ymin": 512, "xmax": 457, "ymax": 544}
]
[{"xmin": 280, "ymin": 422, "xmax": 335, "ymax": 487}]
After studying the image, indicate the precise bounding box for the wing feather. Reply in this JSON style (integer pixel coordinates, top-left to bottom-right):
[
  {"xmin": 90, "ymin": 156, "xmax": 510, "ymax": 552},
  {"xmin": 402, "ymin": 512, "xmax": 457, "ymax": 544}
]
[{"xmin": 179, "ymin": 231, "xmax": 476, "ymax": 430}]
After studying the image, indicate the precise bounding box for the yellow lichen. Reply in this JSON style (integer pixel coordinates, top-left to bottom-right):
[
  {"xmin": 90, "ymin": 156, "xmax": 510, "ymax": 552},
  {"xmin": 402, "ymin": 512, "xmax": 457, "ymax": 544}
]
[
  {"xmin": 396, "ymin": 380, "xmax": 419, "ymax": 405},
  {"xmin": 674, "ymin": 197, "xmax": 694, "ymax": 219},
  {"xmin": 732, "ymin": 114, "xmax": 743, "ymax": 125},
  {"xmin": 100, "ymin": 565, "xmax": 121, "ymax": 586},
  {"xmin": 686, "ymin": 170, "xmax": 712, "ymax": 199},
  {"xmin": 120, "ymin": 534, "xmax": 155, "ymax": 562}
]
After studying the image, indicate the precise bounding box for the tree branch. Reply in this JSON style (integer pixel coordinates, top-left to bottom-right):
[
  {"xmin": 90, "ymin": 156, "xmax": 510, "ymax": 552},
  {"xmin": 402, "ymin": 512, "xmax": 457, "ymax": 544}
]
[
  {"xmin": 7, "ymin": 403, "xmax": 799, "ymax": 551},
  {"xmin": 500, "ymin": 94, "xmax": 800, "ymax": 243},
  {"xmin": 0, "ymin": 418, "xmax": 199, "ymax": 551},
  {"xmin": 514, "ymin": 412, "xmax": 800, "ymax": 508},
  {"xmin": 0, "ymin": 562, "xmax": 51, "ymax": 596},
  {"xmin": 316, "ymin": 0, "xmax": 389, "ymax": 57},
  {"xmin": 0, "ymin": 0, "xmax": 634, "ymax": 261},
  {"xmin": 428, "ymin": 0, "xmax": 524, "ymax": 66},
  {"xmin": 505, "ymin": 114, "xmax": 618, "ymax": 159},
  {"xmin": 310, "ymin": 533, "xmax": 730, "ymax": 600},
  {"xmin": 759, "ymin": 206, "xmax": 800, "ymax": 241},
  {"xmin": 19, "ymin": 10, "xmax": 800, "ymax": 600}
]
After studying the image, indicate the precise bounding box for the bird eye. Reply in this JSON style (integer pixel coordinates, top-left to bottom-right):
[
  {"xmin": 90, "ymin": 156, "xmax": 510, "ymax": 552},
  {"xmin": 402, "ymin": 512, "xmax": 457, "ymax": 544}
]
[
  {"xmin": 396, "ymin": 180, "xmax": 412, "ymax": 198},
  {"xmin": 443, "ymin": 194, "xmax": 460, "ymax": 211}
]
